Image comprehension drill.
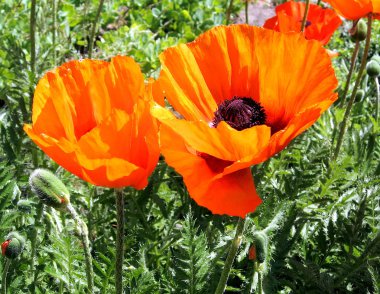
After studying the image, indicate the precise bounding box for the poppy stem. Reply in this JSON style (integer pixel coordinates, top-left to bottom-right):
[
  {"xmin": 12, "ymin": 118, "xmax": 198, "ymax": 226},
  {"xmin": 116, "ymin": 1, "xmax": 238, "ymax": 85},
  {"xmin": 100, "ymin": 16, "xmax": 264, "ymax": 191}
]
[
  {"xmin": 1, "ymin": 259, "xmax": 11, "ymax": 294},
  {"xmin": 375, "ymin": 77, "xmax": 380, "ymax": 123},
  {"xmin": 30, "ymin": 203, "xmax": 43, "ymax": 294},
  {"xmin": 88, "ymin": 0, "xmax": 105, "ymax": 59},
  {"xmin": 255, "ymin": 261, "xmax": 263, "ymax": 294},
  {"xmin": 245, "ymin": 0, "xmax": 249, "ymax": 24},
  {"xmin": 300, "ymin": 0, "xmax": 310, "ymax": 32},
  {"xmin": 29, "ymin": 0, "xmax": 36, "ymax": 112},
  {"xmin": 214, "ymin": 217, "xmax": 246, "ymax": 294},
  {"xmin": 338, "ymin": 39, "xmax": 360, "ymax": 108},
  {"xmin": 67, "ymin": 203, "xmax": 94, "ymax": 293},
  {"xmin": 225, "ymin": 0, "xmax": 234, "ymax": 25},
  {"xmin": 115, "ymin": 188, "xmax": 125, "ymax": 294},
  {"xmin": 332, "ymin": 14, "xmax": 373, "ymax": 162}
]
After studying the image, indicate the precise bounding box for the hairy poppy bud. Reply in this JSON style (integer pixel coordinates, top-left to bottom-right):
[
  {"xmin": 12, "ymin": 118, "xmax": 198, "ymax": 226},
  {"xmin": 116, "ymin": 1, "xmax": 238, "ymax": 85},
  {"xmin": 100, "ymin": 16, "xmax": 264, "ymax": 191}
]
[
  {"xmin": 366, "ymin": 60, "xmax": 380, "ymax": 77},
  {"xmin": 372, "ymin": 55, "xmax": 380, "ymax": 65},
  {"xmin": 249, "ymin": 232, "xmax": 268, "ymax": 263},
  {"xmin": 355, "ymin": 89, "xmax": 365, "ymax": 102},
  {"xmin": 350, "ymin": 20, "xmax": 367, "ymax": 42},
  {"xmin": 2, "ymin": 232, "xmax": 25, "ymax": 259},
  {"xmin": 29, "ymin": 169, "xmax": 70, "ymax": 210}
]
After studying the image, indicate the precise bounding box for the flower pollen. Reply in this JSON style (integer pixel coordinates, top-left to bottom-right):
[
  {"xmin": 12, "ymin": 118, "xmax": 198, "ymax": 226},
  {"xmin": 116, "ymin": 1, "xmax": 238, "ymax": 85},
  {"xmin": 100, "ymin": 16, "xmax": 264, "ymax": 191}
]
[{"xmin": 212, "ymin": 97, "xmax": 266, "ymax": 131}]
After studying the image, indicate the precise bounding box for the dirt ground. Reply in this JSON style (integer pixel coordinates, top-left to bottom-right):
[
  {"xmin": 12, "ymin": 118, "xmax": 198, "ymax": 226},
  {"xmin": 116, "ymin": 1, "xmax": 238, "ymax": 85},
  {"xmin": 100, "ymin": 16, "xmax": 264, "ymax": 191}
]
[{"xmin": 235, "ymin": 0, "xmax": 276, "ymax": 26}]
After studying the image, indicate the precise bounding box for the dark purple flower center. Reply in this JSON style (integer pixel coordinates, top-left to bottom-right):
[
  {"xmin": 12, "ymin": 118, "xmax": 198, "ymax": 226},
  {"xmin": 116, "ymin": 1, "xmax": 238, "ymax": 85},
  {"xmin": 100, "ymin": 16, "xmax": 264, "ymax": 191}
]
[{"xmin": 212, "ymin": 97, "xmax": 266, "ymax": 131}]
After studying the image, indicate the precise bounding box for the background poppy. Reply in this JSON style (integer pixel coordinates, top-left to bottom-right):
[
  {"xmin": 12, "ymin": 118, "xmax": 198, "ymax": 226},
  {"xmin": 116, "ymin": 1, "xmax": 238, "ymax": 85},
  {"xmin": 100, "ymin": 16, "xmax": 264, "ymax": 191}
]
[
  {"xmin": 264, "ymin": 1, "xmax": 342, "ymax": 45},
  {"xmin": 323, "ymin": 0, "xmax": 380, "ymax": 20}
]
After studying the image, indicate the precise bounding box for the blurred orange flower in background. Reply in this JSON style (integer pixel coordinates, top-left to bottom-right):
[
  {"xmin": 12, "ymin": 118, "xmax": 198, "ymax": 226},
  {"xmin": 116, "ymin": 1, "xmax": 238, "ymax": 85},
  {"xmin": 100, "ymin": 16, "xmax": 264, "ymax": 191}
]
[
  {"xmin": 323, "ymin": 0, "xmax": 380, "ymax": 20},
  {"xmin": 24, "ymin": 56, "xmax": 160, "ymax": 189},
  {"xmin": 152, "ymin": 25, "xmax": 337, "ymax": 218},
  {"xmin": 264, "ymin": 1, "xmax": 342, "ymax": 45}
]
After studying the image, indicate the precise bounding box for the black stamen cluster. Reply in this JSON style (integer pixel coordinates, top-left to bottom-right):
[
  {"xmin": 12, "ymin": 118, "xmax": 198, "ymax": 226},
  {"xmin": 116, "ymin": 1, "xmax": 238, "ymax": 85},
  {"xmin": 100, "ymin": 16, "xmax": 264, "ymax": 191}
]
[{"xmin": 212, "ymin": 97, "xmax": 266, "ymax": 131}]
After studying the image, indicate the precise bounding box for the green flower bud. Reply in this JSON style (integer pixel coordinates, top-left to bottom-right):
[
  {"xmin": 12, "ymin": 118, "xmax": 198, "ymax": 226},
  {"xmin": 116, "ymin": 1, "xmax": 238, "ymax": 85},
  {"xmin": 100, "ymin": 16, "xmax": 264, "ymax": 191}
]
[
  {"xmin": 355, "ymin": 89, "xmax": 365, "ymax": 102},
  {"xmin": 371, "ymin": 55, "xmax": 380, "ymax": 65},
  {"xmin": 366, "ymin": 60, "xmax": 380, "ymax": 77},
  {"xmin": 250, "ymin": 232, "xmax": 268, "ymax": 263},
  {"xmin": 350, "ymin": 20, "xmax": 367, "ymax": 42},
  {"xmin": 2, "ymin": 232, "xmax": 25, "ymax": 259},
  {"xmin": 29, "ymin": 169, "xmax": 70, "ymax": 210}
]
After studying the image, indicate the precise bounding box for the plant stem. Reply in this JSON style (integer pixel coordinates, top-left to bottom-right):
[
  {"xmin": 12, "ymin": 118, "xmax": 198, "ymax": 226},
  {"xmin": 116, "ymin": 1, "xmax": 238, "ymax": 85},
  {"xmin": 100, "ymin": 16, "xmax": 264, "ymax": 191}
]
[
  {"xmin": 30, "ymin": 203, "xmax": 43, "ymax": 294},
  {"xmin": 255, "ymin": 261, "xmax": 263, "ymax": 294},
  {"xmin": 225, "ymin": 0, "xmax": 234, "ymax": 25},
  {"xmin": 29, "ymin": 0, "xmax": 37, "ymax": 111},
  {"xmin": 300, "ymin": 0, "xmax": 310, "ymax": 32},
  {"xmin": 375, "ymin": 77, "xmax": 379, "ymax": 123},
  {"xmin": 115, "ymin": 188, "xmax": 125, "ymax": 294},
  {"xmin": 67, "ymin": 204, "xmax": 94, "ymax": 293},
  {"xmin": 338, "ymin": 39, "xmax": 360, "ymax": 108},
  {"xmin": 214, "ymin": 217, "xmax": 245, "ymax": 294},
  {"xmin": 1, "ymin": 259, "xmax": 11, "ymax": 294},
  {"xmin": 332, "ymin": 14, "xmax": 373, "ymax": 161},
  {"xmin": 52, "ymin": 0, "xmax": 57, "ymax": 66},
  {"xmin": 245, "ymin": 0, "xmax": 249, "ymax": 24},
  {"xmin": 88, "ymin": 0, "xmax": 105, "ymax": 58}
]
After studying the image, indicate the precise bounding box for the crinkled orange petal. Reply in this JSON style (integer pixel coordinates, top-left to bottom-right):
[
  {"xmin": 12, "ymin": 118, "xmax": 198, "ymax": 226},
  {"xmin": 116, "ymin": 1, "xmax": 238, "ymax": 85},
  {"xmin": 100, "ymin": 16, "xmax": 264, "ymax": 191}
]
[
  {"xmin": 160, "ymin": 124, "xmax": 261, "ymax": 217},
  {"xmin": 253, "ymin": 29, "xmax": 338, "ymax": 132},
  {"xmin": 158, "ymin": 45, "xmax": 217, "ymax": 121},
  {"xmin": 24, "ymin": 124, "xmax": 82, "ymax": 178},
  {"xmin": 25, "ymin": 56, "xmax": 159, "ymax": 188},
  {"xmin": 158, "ymin": 25, "xmax": 261, "ymax": 123},
  {"xmin": 152, "ymin": 105, "xmax": 271, "ymax": 162},
  {"xmin": 323, "ymin": 0, "xmax": 373, "ymax": 20}
]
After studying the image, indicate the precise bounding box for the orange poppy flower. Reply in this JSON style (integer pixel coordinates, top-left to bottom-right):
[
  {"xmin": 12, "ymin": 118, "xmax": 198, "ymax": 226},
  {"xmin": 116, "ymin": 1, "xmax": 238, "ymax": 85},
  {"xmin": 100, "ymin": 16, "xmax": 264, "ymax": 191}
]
[
  {"xmin": 263, "ymin": 1, "xmax": 342, "ymax": 45},
  {"xmin": 152, "ymin": 25, "xmax": 337, "ymax": 218},
  {"xmin": 24, "ymin": 56, "xmax": 160, "ymax": 189},
  {"xmin": 322, "ymin": 0, "xmax": 380, "ymax": 20}
]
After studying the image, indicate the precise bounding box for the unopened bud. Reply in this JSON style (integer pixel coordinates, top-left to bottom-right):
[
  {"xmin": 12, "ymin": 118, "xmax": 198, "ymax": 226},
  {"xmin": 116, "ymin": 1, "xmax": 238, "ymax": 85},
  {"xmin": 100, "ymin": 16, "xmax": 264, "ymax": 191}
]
[
  {"xmin": 366, "ymin": 60, "xmax": 380, "ymax": 77},
  {"xmin": 29, "ymin": 169, "xmax": 70, "ymax": 210},
  {"xmin": 355, "ymin": 89, "xmax": 365, "ymax": 102},
  {"xmin": 372, "ymin": 55, "xmax": 380, "ymax": 65},
  {"xmin": 350, "ymin": 20, "xmax": 367, "ymax": 42},
  {"xmin": 249, "ymin": 232, "xmax": 268, "ymax": 263},
  {"xmin": 2, "ymin": 232, "xmax": 25, "ymax": 259}
]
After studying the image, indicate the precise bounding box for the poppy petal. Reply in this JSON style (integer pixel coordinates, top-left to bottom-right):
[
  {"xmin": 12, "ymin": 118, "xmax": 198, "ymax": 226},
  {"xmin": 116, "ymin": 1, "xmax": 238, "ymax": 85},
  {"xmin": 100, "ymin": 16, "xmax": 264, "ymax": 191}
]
[
  {"xmin": 253, "ymin": 29, "xmax": 338, "ymax": 132},
  {"xmin": 152, "ymin": 105, "xmax": 271, "ymax": 162},
  {"xmin": 158, "ymin": 45, "xmax": 217, "ymax": 121},
  {"xmin": 160, "ymin": 124, "xmax": 261, "ymax": 217},
  {"xmin": 323, "ymin": 0, "xmax": 373, "ymax": 20}
]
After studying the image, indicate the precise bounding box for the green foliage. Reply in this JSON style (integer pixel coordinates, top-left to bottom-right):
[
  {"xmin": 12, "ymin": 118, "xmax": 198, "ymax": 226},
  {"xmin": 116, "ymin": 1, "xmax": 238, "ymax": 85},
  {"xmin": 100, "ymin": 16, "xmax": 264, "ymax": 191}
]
[
  {"xmin": 0, "ymin": 0, "xmax": 379, "ymax": 293},
  {"xmin": 168, "ymin": 213, "xmax": 213, "ymax": 293}
]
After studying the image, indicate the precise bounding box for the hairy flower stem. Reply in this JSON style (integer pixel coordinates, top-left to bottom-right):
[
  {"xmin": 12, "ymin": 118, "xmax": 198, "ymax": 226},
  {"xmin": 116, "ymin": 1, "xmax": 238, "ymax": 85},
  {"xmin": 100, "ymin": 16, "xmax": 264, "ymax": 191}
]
[
  {"xmin": 30, "ymin": 204, "xmax": 43, "ymax": 294},
  {"xmin": 52, "ymin": 0, "xmax": 57, "ymax": 65},
  {"xmin": 225, "ymin": 0, "xmax": 234, "ymax": 25},
  {"xmin": 338, "ymin": 39, "xmax": 360, "ymax": 108},
  {"xmin": 29, "ymin": 0, "xmax": 36, "ymax": 111},
  {"xmin": 67, "ymin": 204, "xmax": 94, "ymax": 293},
  {"xmin": 88, "ymin": 0, "xmax": 105, "ymax": 58},
  {"xmin": 245, "ymin": 0, "xmax": 249, "ymax": 24},
  {"xmin": 332, "ymin": 14, "xmax": 373, "ymax": 161},
  {"xmin": 115, "ymin": 188, "xmax": 125, "ymax": 294},
  {"xmin": 300, "ymin": 0, "xmax": 310, "ymax": 32},
  {"xmin": 214, "ymin": 217, "xmax": 245, "ymax": 294},
  {"xmin": 1, "ymin": 259, "xmax": 11, "ymax": 294},
  {"xmin": 375, "ymin": 77, "xmax": 379, "ymax": 122}
]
